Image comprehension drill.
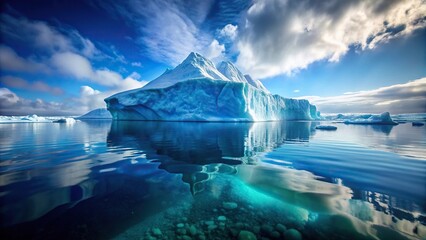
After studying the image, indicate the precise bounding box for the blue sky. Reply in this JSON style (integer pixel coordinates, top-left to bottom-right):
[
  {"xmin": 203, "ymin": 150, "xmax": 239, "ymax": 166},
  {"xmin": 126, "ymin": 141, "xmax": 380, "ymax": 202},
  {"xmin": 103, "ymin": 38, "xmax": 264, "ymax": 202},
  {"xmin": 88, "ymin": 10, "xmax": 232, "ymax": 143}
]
[{"xmin": 0, "ymin": 0, "xmax": 425, "ymax": 115}]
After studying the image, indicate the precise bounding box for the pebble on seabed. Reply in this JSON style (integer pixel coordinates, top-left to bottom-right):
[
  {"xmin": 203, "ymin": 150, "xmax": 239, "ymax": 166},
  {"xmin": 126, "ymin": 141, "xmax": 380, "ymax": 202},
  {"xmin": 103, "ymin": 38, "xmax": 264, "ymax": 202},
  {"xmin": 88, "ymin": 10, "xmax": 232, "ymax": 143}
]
[
  {"xmin": 152, "ymin": 228, "xmax": 162, "ymax": 236},
  {"xmin": 275, "ymin": 223, "xmax": 286, "ymax": 233},
  {"xmin": 238, "ymin": 230, "xmax": 257, "ymax": 240},
  {"xmin": 222, "ymin": 202, "xmax": 238, "ymax": 210},
  {"xmin": 284, "ymin": 228, "xmax": 302, "ymax": 240}
]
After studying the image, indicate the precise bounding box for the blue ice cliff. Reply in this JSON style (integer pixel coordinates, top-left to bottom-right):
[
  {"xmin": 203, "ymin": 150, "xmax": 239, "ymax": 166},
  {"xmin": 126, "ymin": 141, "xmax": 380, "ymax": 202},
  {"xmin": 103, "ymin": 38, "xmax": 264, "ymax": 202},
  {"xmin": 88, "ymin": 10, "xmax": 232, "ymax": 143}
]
[
  {"xmin": 105, "ymin": 52, "xmax": 320, "ymax": 121},
  {"xmin": 77, "ymin": 108, "xmax": 112, "ymax": 119}
]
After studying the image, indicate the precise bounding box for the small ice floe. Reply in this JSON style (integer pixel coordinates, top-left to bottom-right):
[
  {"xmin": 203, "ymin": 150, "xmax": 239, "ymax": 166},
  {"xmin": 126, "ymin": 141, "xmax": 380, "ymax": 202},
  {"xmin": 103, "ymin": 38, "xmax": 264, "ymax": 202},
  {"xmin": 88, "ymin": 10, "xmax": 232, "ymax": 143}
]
[
  {"xmin": 315, "ymin": 125, "xmax": 337, "ymax": 130},
  {"xmin": 53, "ymin": 118, "xmax": 76, "ymax": 124},
  {"xmin": 412, "ymin": 122, "xmax": 424, "ymax": 126}
]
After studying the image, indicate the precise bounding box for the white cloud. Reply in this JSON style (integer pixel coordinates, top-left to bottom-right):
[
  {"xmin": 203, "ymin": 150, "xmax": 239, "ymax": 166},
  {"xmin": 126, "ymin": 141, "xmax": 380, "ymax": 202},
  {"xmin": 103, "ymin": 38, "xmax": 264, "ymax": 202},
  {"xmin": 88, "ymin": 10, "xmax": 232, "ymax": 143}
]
[
  {"xmin": 0, "ymin": 14, "xmax": 102, "ymax": 58},
  {"xmin": 130, "ymin": 0, "xmax": 210, "ymax": 65},
  {"xmin": 0, "ymin": 76, "xmax": 64, "ymax": 95},
  {"xmin": 299, "ymin": 78, "xmax": 426, "ymax": 114},
  {"xmin": 293, "ymin": 89, "xmax": 300, "ymax": 93},
  {"xmin": 0, "ymin": 14, "xmax": 139, "ymax": 91},
  {"xmin": 0, "ymin": 45, "xmax": 48, "ymax": 73},
  {"xmin": 48, "ymin": 51, "xmax": 148, "ymax": 89},
  {"xmin": 131, "ymin": 62, "xmax": 142, "ymax": 67},
  {"xmin": 204, "ymin": 39, "xmax": 226, "ymax": 61},
  {"xmin": 50, "ymin": 52, "xmax": 94, "ymax": 79},
  {"xmin": 220, "ymin": 24, "xmax": 238, "ymax": 40},
  {"xmin": 236, "ymin": 0, "xmax": 426, "ymax": 78},
  {"xmin": 0, "ymin": 88, "xmax": 20, "ymax": 106},
  {"xmin": 0, "ymin": 79, "xmax": 148, "ymax": 116},
  {"xmin": 0, "ymin": 87, "xmax": 74, "ymax": 115},
  {"xmin": 77, "ymin": 77, "xmax": 148, "ymax": 113},
  {"xmin": 50, "ymin": 52, "xmax": 122, "ymax": 87},
  {"xmin": 97, "ymin": 0, "xmax": 220, "ymax": 66}
]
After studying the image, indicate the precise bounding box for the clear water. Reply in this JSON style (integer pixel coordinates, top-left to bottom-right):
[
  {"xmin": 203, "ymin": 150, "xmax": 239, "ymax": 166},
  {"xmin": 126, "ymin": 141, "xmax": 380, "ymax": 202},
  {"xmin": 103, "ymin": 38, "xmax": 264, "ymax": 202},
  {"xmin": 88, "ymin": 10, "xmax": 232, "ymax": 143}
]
[{"xmin": 0, "ymin": 120, "xmax": 425, "ymax": 240}]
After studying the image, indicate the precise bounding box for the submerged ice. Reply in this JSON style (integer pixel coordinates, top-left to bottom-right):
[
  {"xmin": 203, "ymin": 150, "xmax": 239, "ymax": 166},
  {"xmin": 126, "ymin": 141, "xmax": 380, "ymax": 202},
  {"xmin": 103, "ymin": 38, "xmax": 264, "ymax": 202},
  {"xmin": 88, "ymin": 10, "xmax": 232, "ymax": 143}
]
[{"xmin": 105, "ymin": 53, "xmax": 320, "ymax": 121}]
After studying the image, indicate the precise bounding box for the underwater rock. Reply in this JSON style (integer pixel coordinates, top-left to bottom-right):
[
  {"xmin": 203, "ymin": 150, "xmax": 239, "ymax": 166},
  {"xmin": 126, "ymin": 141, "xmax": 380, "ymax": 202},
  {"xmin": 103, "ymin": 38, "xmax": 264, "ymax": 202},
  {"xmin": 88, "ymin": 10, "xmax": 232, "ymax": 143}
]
[
  {"xmin": 284, "ymin": 229, "xmax": 302, "ymax": 240},
  {"xmin": 188, "ymin": 225, "xmax": 197, "ymax": 236},
  {"xmin": 177, "ymin": 223, "xmax": 185, "ymax": 228},
  {"xmin": 270, "ymin": 231, "xmax": 281, "ymax": 238},
  {"xmin": 238, "ymin": 230, "xmax": 257, "ymax": 240},
  {"xmin": 181, "ymin": 235, "xmax": 192, "ymax": 240},
  {"xmin": 217, "ymin": 216, "xmax": 227, "ymax": 221},
  {"xmin": 261, "ymin": 224, "xmax": 274, "ymax": 235},
  {"xmin": 152, "ymin": 228, "xmax": 162, "ymax": 236},
  {"xmin": 176, "ymin": 228, "xmax": 187, "ymax": 235},
  {"xmin": 223, "ymin": 202, "xmax": 238, "ymax": 210},
  {"xmin": 207, "ymin": 225, "xmax": 217, "ymax": 231},
  {"xmin": 236, "ymin": 222, "xmax": 245, "ymax": 229},
  {"xmin": 205, "ymin": 220, "xmax": 215, "ymax": 226},
  {"xmin": 275, "ymin": 223, "xmax": 286, "ymax": 233},
  {"xmin": 144, "ymin": 236, "xmax": 156, "ymax": 240}
]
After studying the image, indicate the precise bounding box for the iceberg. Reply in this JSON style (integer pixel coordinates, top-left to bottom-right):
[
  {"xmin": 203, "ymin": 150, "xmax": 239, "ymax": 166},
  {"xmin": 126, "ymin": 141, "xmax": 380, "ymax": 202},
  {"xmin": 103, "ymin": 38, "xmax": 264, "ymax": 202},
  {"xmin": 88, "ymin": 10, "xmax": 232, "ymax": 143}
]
[
  {"xmin": 105, "ymin": 52, "xmax": 320, "ymax": 121},
  {"xmin": 344, "ymin": 112, "xmax": 398, "ymax": 125},
  {"xmin": 77, "ymin": 108, "xmax": 112, "ymax": 119}
]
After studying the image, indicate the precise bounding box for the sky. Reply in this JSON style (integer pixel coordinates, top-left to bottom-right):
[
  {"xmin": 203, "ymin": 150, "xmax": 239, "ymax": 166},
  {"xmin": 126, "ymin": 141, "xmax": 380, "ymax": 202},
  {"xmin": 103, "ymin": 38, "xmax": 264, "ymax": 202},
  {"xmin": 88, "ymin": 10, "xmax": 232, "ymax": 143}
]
[{"xmin": 0, "ymin": 0, "xmax": 425, "ymax": 115}]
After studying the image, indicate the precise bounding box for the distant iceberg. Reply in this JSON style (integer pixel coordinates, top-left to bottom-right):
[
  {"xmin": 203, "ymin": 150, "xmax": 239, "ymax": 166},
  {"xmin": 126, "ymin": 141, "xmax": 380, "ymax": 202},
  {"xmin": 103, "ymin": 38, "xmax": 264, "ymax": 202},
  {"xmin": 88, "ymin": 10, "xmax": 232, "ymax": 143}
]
[
  {"xmin": 344, "ymin": 112, "xmax": 398, "ymax": 125},
  {"xmin": 77, "ymin": 108, "xmax": 112, "ymax": 119},
  {"xmin": 105, "ymin": 53, "xmax": 320, "ymax": 121},
  {"xmin": 0, "ymin": 115, "xmax": 78, "ymax": 123},
  {"xmin": 0, "ymin": 114, "xmax": 52, "ymax": 123}
]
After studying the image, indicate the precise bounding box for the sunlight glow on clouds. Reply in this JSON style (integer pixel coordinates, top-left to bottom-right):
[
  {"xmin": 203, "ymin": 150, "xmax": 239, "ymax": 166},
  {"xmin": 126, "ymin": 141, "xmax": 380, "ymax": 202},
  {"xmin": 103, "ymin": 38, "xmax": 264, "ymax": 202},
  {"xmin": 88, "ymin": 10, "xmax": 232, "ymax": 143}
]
[
  {"xmin": 299, "ymin": 78, "xmax": 426, "ymax": 113},
  {"xmin": 236, "ymin": 0, "xmax": 426, "ymax": 78}
]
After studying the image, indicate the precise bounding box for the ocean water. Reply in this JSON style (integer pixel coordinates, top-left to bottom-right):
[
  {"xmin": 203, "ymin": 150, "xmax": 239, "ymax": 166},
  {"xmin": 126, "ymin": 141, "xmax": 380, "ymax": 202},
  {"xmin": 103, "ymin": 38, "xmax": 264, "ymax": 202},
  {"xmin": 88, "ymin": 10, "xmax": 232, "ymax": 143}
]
[{"xmin": 0, "ymin": 120, "xmax": 425, "ymax": 240}]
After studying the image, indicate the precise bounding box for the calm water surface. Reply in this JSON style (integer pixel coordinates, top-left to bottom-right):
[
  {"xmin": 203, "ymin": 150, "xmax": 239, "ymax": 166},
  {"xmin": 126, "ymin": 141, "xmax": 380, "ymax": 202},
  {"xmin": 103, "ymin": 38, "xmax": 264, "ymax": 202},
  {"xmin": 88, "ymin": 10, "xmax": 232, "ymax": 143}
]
[{"xmin": 0, "ymin": 120, "xmax": 425, "ymax": 240}]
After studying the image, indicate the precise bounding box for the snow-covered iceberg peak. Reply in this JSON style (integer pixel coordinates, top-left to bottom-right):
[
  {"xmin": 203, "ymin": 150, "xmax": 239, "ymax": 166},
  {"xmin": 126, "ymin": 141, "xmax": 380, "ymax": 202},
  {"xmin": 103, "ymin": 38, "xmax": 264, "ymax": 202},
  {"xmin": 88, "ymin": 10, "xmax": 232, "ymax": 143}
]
[
  {"xmin": 217, "ymin": 61, "xmax": 247, "ymax": 83},
  {"xmin": 216, "ymin": 61, "xmax": 269, "ymax": 92},
  {"xmin": 244, "ymin": 74, "xmax": 269, "ymax": 93},
  {"xmin": 142, "ymin": 52, "xmax": 229, "ymax": 90}
]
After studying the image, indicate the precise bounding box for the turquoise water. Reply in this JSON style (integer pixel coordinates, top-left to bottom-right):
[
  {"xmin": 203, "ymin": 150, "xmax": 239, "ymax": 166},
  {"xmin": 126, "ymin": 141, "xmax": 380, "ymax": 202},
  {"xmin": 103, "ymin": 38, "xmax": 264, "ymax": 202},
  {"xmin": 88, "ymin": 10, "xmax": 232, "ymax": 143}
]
[{"xmin": 0, "ymin": 120, "xmax": 425, "ymax": 239}]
